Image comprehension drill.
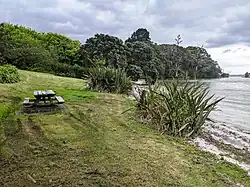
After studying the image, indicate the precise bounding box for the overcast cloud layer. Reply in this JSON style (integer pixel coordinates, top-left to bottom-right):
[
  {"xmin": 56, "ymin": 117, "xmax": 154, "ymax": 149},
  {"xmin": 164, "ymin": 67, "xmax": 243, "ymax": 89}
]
[{"xmin": 1, "ymin": 0, "xmax": 250, "ymax": 74}]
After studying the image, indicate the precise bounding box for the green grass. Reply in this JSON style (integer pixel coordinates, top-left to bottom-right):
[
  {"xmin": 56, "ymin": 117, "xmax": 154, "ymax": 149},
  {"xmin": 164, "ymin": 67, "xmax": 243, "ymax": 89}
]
[
  {"xmin": 0, "ymin": 70, "xmax": 249, "ymax": 187},
  {"xmin": 0, "ymin": 104, "xmax": 8, "ymax": 119}
]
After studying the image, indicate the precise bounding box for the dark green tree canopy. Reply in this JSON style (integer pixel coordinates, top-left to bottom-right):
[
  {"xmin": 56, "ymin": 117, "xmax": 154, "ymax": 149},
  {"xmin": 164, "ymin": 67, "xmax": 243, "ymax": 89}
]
[
  {"xmin": 0, "ymin": 23, "xmax": 83, "ymax": 78},
  {"xmin": 245, "ymin": 72, "xmax": 249, "ymax": 78},
  {"xmin": 126, "ymin": 28, "xmax": 151, "ymax": 43},
  {"xmin": 0, "ymin": 23, "xmax": 80, "ymax": 65},
  {"xmin": 79, "ymin": 34, "xmax": 128, "ymax": 69}
]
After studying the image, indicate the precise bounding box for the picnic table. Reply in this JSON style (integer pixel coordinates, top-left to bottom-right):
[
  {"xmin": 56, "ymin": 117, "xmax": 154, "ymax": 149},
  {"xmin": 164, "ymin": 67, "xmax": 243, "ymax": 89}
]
[
  {"xmin": 23, "ymin": 90, "xmax": 64, "ymax": 106},
  {"xmin": 34, "ymin": 90, "xmax": 55, "ymax": 104}
]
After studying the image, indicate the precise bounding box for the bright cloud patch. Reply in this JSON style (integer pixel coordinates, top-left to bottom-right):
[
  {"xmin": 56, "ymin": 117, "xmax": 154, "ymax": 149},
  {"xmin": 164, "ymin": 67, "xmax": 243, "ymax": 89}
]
[{"xmin": 208, "ymin": 44, "xmax": 250, "ymax": 74}]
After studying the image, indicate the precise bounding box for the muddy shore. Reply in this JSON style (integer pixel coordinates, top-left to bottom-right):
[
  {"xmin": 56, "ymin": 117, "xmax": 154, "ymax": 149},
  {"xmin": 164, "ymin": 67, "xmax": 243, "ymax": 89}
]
[{"xmin": 193, "ymin": 122, "xmax": 250, "ymax": 175}]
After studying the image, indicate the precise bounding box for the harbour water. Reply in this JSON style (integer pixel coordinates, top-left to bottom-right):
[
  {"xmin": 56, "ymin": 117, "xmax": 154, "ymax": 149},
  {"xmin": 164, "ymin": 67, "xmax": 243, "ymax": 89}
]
[
  {"xmin": 202, "ymin": 77, "xmax": 250, "ymax": 131},
  {"xmin": 194, "ymin": 77, "xmax": 250, "ymax": 173}
]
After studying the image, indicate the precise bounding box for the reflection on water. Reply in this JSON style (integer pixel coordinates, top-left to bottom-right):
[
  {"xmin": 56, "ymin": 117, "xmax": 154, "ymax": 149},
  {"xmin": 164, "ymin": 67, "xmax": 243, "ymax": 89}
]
[{"xmin": 201, "ymin": 77, "xmax": 250, "ymax": 130}]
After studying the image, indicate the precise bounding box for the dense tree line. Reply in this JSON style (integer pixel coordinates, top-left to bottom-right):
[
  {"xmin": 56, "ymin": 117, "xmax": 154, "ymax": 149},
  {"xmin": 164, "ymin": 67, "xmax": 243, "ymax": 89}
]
[
  {"xmin": 0, "ymin": 23, "xmax": 84, "ymax": 78},
  {"xmin": 0, "ymin": 23, "xmax": 221, "ymax": 81}
]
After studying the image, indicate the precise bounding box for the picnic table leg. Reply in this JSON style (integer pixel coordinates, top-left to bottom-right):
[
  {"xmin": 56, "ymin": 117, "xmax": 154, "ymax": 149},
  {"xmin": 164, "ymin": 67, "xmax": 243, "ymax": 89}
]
[
  {"xmin": 34, "ymin": 98, "xmax": 38, "ymax": 106},
  {"xmin": 49, "ymin": 96, "xmax": 52, "ymax": 104}
]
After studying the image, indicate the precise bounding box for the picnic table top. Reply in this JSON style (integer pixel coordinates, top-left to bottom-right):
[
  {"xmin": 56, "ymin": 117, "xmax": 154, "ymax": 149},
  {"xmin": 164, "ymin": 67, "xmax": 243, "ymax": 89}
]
[{"xmin": 34, "ymin": 90, "xmax": 56, "ymax": 97}]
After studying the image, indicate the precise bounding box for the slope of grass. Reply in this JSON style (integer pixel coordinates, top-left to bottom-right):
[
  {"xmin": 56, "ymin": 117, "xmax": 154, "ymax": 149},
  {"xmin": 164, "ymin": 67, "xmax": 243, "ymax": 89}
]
[{"xmin": 0, "ymin": 70, "xmax": 249, "ymax": 187}]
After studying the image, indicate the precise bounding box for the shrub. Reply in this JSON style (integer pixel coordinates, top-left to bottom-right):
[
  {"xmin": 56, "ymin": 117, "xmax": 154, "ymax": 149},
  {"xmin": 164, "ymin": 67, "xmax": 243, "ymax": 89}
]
[
  {"xmin": 126, "ymin": 64, "xmax": 143, "ymax": 81},
  {"xmin": 88, "ymin": 67, "xmax": 132, "ymax": 94},
  {"xmin": 0, "ymin": 52, "xmax": 7, "ymax": 65},
  {"xmin": 50, "ymin": 62, "xmax": 86, "ymax": 78},
  {"xmin": 4, "ymin": 46, "xmax": 86, "ymax": 79},
  {"xmin": 6, "ymin": 47, "xmax": 56, "ymax": 70},
  {"xmin": 71, "ymin": 64, "xmax": 87, "ymax": 78},
  {"xmin": 136, "ymin": 80, "xmax": 223, "ymax": 137},
  {"xmin": 0, "ymin": 64, "xmax": 20, "ymax": 83}
]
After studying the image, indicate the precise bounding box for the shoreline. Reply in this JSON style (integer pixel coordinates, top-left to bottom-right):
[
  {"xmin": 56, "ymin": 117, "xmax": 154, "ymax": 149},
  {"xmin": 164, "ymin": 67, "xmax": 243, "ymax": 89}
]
[{"xmin": 192, "ymin": 122, "xmax": 250, "ymax": 175}]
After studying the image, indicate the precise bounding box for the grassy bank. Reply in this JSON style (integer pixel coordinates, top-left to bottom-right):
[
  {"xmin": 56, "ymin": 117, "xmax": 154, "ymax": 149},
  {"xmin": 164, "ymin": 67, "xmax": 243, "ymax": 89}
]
[{"xmin": 0, "ymin": 70, "xmax": 249, "ymax": 187}]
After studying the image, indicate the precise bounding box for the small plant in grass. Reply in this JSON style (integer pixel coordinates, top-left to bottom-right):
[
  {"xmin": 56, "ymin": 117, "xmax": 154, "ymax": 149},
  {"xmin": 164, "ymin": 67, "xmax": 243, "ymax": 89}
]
[
  {"xmin": 136, "ymin": 80, "xmax": 223, "ymax": 137},
  {"xmin": 88, "ymin": 67, "xmax": 132, "ymax": 94},
  {"xmin": 0, "ymin": 64, "xmax": 20, "ymax": 83}
]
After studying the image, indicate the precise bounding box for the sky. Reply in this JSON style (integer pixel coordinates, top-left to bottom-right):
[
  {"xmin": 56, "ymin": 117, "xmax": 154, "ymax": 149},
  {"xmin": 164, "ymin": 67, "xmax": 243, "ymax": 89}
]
[{"xmin": 0, "ymin": 0, "xmax": 250, "ymax": 74}]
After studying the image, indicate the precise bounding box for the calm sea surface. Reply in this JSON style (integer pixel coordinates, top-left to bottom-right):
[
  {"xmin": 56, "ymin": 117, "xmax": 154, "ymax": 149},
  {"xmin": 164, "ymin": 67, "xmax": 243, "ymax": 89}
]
[{"xmin": 202, "ymin": 77, "xmax": 250, "ymax": 130}]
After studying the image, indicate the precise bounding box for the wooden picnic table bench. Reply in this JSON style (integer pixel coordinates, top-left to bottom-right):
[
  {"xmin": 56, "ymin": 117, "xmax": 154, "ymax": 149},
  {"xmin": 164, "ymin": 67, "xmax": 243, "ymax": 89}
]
[
  {"xmin": 55, "ymin": 96, "xmax": 65, "ymax": 104},
  {"xmin": 34, "ymin": 90, "xmax": 56, "ymax": 98}
]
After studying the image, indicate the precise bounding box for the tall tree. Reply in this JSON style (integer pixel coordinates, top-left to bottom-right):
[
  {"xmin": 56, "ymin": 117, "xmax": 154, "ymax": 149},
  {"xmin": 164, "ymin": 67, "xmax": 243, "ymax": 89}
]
[
  {"xmin": 79, "ymin": 34, "xmax": 128, "ymax": 68},
  {"xmin": 186, "ymin": 46, "xmax": 221, "ymax": 79},
  {"xmin": 125, "ymin": 41, "xmax": 154, "ymax": 82},
  {"xmin": 175, "ymin": 34, "xmax": 183, "ymax": 45},
  {"xmin": 126, "ymin": 28, "xmax": 151, "ymax": 43},
  {"xmin": 170, "ymin": 34, "xmax": 184, "ymax": 78}
]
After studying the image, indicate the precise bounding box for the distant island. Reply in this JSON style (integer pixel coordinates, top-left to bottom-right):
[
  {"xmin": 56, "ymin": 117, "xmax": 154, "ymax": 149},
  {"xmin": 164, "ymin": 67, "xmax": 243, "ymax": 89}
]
[
  {"xmin": 220, "ymin": 72, "xmax": 230, "ymax": 78},
  {"xmin": 245, "ymin": 72, "xmax": 250, "ymax": 78}
]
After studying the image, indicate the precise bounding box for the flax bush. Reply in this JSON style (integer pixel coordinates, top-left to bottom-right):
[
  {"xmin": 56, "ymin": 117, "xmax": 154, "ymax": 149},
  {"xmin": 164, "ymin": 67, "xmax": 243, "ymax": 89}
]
[
  {"xmin": 136, "ymin": 80, "xmax": 223, "ymax": 137},
  {"xmin": 88, "ymin": 67, "xmax": 132, "ymax": 94}
]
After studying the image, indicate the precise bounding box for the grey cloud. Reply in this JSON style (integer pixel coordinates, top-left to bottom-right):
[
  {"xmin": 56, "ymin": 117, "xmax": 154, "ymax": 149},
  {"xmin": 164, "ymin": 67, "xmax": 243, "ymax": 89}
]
[
  {"xmin": 222, "ymin": 63, "xmax": 250, "ymax": 67},
  {"xmin": 222, "ymin": 49, "xmax": 232, "ymax": 54},
  {"xmin": 205, "ymin": 2, "xmax": 250, "ymax": 48},
  {"xmin": 205, "ymin": 35, "xmax": 238, "ymax": 48},
  {"xmin": 233, "ymin": 48, "xmax": 243, "ymax": 53},
  {"xmin": 0, "ymin": 0, "xmax": 63, "ymax": 32},
  {"xmin": 221, "ymin": 48, "xmax": 244, "ymax": 54},
  {"xmin": 77, "ymin": 0, "xmax": 116, "ymax": 11}
]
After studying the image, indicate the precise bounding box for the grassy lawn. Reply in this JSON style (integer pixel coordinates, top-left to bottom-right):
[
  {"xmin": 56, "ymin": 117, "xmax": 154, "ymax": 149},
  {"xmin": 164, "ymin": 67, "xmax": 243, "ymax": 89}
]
[{"xmin": 0, "ymin": 70, "xmax": 249, "ymax": 187}]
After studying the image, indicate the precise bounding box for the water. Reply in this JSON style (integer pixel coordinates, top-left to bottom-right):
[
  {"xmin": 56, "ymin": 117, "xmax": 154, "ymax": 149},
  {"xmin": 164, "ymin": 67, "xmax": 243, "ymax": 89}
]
[
  {"xmin": 202, "ymin": 77, "xmax": 250, "ymax": 130},
  {"xmin": 192, "ymin": 77, "xmax": 250, "ymax": 173}
]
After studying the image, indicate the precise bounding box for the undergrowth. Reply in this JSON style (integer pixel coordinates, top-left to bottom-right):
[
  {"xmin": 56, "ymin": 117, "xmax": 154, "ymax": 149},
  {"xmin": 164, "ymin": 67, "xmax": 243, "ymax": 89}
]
[
  {"xmin": 88, "ymin": 67, "xmax": 132, "ymax": 94},
  {"xmin": 0, "ymin": 64, "xmax": 20, "ymax": 83}
]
